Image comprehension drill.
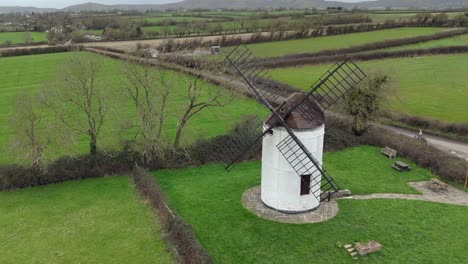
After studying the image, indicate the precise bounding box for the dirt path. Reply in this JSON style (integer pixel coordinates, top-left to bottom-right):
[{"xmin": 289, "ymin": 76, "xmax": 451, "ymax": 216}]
[{"xmin": 342, "ymin": 181, "xmax": 468, "ymax": 206}]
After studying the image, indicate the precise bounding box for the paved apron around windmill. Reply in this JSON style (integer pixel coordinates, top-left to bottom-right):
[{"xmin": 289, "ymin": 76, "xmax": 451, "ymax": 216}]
[{"xmin": 243, "ymin": 181, "xmax": 468, "ymax": 224}]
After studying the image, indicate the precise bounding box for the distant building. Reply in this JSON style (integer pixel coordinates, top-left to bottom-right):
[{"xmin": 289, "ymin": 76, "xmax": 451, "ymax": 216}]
[
  {"xmin": 84, "ymin": 34, "xmax": 103, "ymax": 41},
  {"xmin": 211, "ymin": 46, "xmax": 221, "ymax": 55}
]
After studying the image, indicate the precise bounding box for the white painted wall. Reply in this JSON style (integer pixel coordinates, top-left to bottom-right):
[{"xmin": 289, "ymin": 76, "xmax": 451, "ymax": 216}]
[{"xmin": 261, "ymin": 125, "xmax": 325, "ymax": 213}]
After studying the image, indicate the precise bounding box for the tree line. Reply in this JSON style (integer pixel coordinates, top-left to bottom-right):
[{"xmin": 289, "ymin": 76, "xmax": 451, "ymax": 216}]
[{"xmin": 10, "ymin": 51, "xmax": 233, "ymax": 171}]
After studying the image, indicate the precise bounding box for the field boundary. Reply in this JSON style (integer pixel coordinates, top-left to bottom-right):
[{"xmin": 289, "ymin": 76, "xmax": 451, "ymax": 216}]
[
  {"xmin": 260, "ymin": 45, "xmax": 468, "ymax": 68},
  {"xmin": 258, "ymin": 28, "xmax": 468, "ymax": 66},
  {"xmin": 131, "ymin": 166, "xmax": 213, "ymax": 264}
]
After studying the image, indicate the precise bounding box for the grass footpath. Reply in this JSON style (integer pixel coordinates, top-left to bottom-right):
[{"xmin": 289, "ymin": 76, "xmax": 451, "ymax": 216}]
[
  {"xmin": 155, "ymin": 146, "xmax": 468, "ymax": 264},
  {"xmin": 0, "ymin": 52, "xmax": 266, "ymax": 163},
  {"xmin": 242, "ymin": 27, "xmax": 445, "ymax": 58},
  {"xmin": 271, "ymin": 54, "xmax": 468, "ymax": 123},
  {"xmin": 0, "ymin": 176, "xmax": 175, "ymax": 264}
]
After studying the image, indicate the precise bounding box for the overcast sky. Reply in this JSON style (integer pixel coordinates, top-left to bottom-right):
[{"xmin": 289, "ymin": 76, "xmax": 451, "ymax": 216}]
[{"xmin": 2, "ymin": 0, "xmax": 370, "ymax": 9}]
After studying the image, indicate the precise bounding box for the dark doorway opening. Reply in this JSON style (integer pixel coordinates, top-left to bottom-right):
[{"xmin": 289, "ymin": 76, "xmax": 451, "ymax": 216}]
[{"xmin": 300, "ymin": 174, "xmax": 311, "ymax": 195}]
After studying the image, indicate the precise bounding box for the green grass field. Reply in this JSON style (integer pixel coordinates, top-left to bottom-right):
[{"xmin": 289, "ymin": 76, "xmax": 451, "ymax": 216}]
[
  {"xmin": 155, "ymin": 146, "xmax": 467, "ymax": 263},
  {"xmin": 271, "ymin": 54, "xmax": 468, "ymax": 123},
  {"xmin": 0, "ymin": 52, "xmax": 266, "ymax": 163},
  {"xmin": 376, "ymin": 33, "xmax": 468, "ymax": 52},
  {"xmin": 0, "ymin": 176, "xmax": 174, "ymax": 264},
  {"xmin": 0, "ymin": 31, "xmax": 47, "ymax": 44},
  {"xmin": 242, "ymin": 27, "xmax": 445, "ymax": 58}
]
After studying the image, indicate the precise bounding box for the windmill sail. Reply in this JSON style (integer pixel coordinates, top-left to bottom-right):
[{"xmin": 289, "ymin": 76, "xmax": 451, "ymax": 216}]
[
  {"xmin": 288, "ymin": 59, "xmax": 367, "ymax": 121},
  {"xmin": 223, "ymin": 45, "xmax": 367, "ymax": 200},
  {"xmin": 225, "ymin": 45, "xmax": 290, "ymax": 106},
  {"xmin": 219, "ymin": 116, "xmax": 272, "ymax": 171},
  {"xmin": 277, "ymin": 134, "xmax": 340, "ymax": 201}
]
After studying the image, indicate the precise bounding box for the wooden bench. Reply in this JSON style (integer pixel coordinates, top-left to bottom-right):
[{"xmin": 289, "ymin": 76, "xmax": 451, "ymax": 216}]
[
  {"xmin": 381, "ymin": 146, "xmax": 397, "ymax": 159},
  {"xmin": 428, "ymin": 178, "xmax": 448, "ymax": 192},
  {"xmin": 392, "ymin": 161, "xmax": 412, "ymax": 172}
]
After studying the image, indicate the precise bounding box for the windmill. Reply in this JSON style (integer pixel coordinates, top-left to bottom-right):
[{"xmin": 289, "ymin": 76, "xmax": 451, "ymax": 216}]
[{"xmin": 221, "ymin": 45, "xmax": 367, "ymax": 213}]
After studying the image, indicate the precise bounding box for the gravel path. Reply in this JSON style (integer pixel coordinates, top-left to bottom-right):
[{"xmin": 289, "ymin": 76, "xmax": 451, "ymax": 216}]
[{"xmin": 342, "ymin": 181, "xmax": 468, "ymax": 207}]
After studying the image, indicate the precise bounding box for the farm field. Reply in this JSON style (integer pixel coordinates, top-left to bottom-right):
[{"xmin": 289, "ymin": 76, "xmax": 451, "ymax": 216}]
[
  {"xmin": 0, "ymin": 31, "xmax": 47, "ymax": 44},
  {"xmin": 0, "ymin": 52, "xmax": 266, "ymax": 163},
  {"xmin": 156, "ymin": 146, "xmax": 468, "ymax": 264},
  {"xmin": 137, "ymin": 16, "xmax": 220, "ymax": 23},
  {"xmin": 0, "ymin": 176, "xmax": 174, "ymax": 264},
  {"xmin": 271, "ymin": 54, "xmax": 468, "ymax": 123},
  {"xmin": 242, "ymin": 27, "xmax": 446, "ymax": 58},
  {"xmin": 375, "ymin": 33, "xmax": 468, "ymax": 52}
]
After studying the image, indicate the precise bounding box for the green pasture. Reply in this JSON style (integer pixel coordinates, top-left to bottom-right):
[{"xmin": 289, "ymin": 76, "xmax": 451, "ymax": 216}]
[
  {"xmin": 0, "ymin": 31, "xmax": 47, "ymax": 44},
  {"xmin": 242, "ymin": 27, "xmax": 445, "ymax": 58},
  {"xmin": 271, "ymin": 54, "xmax": 468, "ymax": 123},
  {"xmin": 0, "ymin": 176, "xmax": 174, "ymax": 264},
  {"xmin": 156, "ymin": 146, "xmax": 467, "ymax": 264},
  {"xmin": 377, "ymin": 33, "xmax": 468, "ymax": 52},
  {"xmin": 0, "ymin": 52, "xmax": 266, "ymax": 163}
]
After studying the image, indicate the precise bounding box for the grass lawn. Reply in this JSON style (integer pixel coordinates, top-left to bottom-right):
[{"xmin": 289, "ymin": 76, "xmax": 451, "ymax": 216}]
[
  {"xmin": 271, "ymin": 54, "xmax": 468, "ymax": 123},
  {"xmin": 0, "ymin": 176, "xmax": 174, "ymax": 264},
  {"xmin": 0, "ymin": 31, "xmax": 47, "ymax": 44},
  {"xmin": 155, "ymin": 146, "xmax": 468, "ymax": 264},
  {"xmin": 241, "ymin": 27, "xmax": 445, "ymax": 58},
  {"xmin": 0, "ymin": 52, "xmax": 266, "ymax": 163}
]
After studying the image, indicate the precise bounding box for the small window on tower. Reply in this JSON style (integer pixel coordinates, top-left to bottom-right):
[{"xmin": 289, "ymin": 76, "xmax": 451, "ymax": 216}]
[{"xmin": 300, "ymin": 174, "xmax": 311, "ymax": 196}]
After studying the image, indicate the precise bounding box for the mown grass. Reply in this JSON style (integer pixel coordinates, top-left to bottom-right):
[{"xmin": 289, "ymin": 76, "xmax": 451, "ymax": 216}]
[
  {"xmin": 0, "ymin": 31, "xmax": 47, "ymax": 44},
  {"xmin": 271, "ymin": 54, "xmax": 468, "ymax": 123},
  {"xmin": 155, "ymin": 146, "xmax": 467, "ymax": 264},
  {"xmin": 242, "ymin": 27, "xmax": 445, "ymax": 58},
  {"xmin": 0, "ymin": 176, "xmax": 174, "ymax": 264},
  {"xmin": 0, "ymin": 52, "xmax": 266, "ymax": 163}
]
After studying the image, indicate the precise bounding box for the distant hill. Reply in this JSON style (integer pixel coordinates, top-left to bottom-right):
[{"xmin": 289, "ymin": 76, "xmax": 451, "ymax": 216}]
[
  {"xmin": 0, "ymin": 6, "xmax": 57, "ymax": 14},
  {"xmin": 0, "ymin": 0, "xmax": 467, "ymax": 14}
]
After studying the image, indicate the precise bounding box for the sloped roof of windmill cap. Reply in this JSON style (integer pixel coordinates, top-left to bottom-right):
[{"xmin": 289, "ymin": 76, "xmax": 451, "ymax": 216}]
[{"xmin": 264, "ymin": 93, "xmax": 324, "ymax": 129}]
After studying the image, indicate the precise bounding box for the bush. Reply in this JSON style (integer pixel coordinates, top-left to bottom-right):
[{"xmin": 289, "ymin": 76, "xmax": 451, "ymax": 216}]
[{"xmin": 131, "ymin": 166, "xmax": 213, "ymax": 264}]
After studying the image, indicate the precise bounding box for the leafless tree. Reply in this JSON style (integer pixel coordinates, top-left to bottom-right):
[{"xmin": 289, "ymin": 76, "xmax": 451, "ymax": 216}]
[
  {"xmin": 10, "ymin": 93, "xmax": 48, "ymax": 170},
  {"xmin": 174, "ymin": 77, "xmax": 233, "ymax": 148},
  {"xmin": 41, "ymin": 51, "xmax": 107, "ymax": 155},
  {"xmin": 121, "ymin": 57, "xmax": 171, "ymax": 162}
]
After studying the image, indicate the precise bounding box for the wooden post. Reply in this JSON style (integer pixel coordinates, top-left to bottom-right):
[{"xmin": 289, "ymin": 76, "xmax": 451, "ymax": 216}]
[{"xmin": 465, "ymin": 169, "xmax": 468, "ymax": 191}]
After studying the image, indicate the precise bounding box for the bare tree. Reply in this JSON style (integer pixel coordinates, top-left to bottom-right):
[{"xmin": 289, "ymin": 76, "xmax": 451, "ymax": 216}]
[
  {"xmin": 10, "ymin": 93, "xmax": 49, "ymax": 170},
  {"xmin": 41, "ymin": 51, "xmax": 107, "ymax": 155},
  {"xmin": 174, "ymin": 78, "xmax": 233, "ymax": 148},
  {"xmin": 121, "ymin": 57, "xmax": 171, "ymax": 162}
]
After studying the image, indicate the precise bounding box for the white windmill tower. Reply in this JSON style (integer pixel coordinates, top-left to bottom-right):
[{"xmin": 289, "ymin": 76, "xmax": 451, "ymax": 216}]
[{"xmin": 222, "ymin": 45, "xmax": 367, "ymax": 213}]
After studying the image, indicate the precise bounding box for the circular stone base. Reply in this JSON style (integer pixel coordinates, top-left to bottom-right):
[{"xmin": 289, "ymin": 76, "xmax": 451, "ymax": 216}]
[{"xmin": 242, "ymin": 186, "xmax": 339, "ymax": 224}]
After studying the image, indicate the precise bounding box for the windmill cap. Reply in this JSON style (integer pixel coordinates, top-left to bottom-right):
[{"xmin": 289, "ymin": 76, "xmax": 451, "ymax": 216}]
[{"xmin": 265, "ymin": 93, "xmax": 325, "ymax": 129}]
